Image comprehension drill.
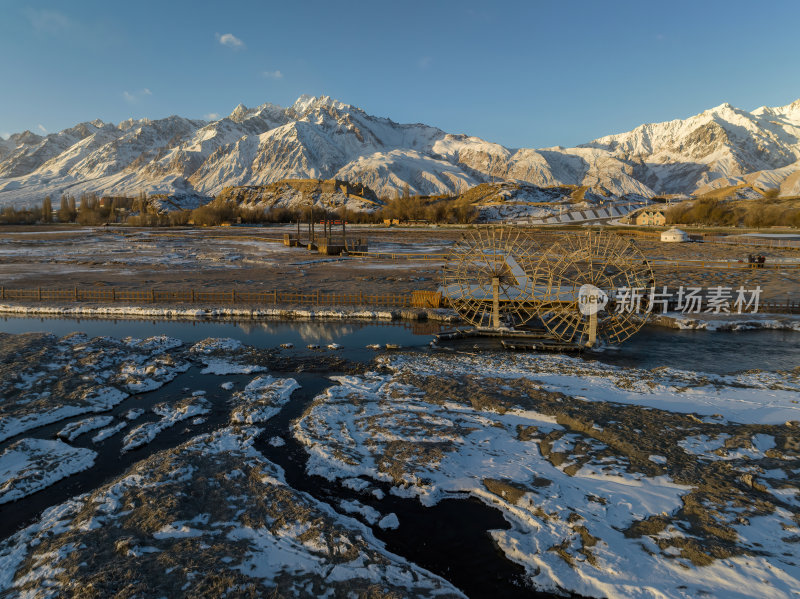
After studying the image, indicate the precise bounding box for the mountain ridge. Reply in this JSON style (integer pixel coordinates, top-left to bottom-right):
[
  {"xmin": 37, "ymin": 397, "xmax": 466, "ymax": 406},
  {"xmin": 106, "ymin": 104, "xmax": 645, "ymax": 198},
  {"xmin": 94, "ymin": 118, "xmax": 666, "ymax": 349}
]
[{"xmin": 1, "ymin": 95, "xmax": 799, "ymax": 209}]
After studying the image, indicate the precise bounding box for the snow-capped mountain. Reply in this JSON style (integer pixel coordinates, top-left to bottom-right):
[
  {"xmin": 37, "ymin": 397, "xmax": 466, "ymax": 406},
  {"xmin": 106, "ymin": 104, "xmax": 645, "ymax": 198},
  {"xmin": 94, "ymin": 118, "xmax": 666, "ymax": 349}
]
[
  {"xmin": 1, "ymin": 95, "xmax": 799, "ymax": 209},
  {"xmin": 580, "ymin": 99, "xmax": 800, "ymax": 196}
]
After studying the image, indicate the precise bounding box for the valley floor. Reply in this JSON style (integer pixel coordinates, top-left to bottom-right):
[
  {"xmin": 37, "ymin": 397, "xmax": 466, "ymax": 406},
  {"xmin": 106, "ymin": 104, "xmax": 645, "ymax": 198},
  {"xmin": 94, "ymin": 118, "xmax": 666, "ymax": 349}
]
[
  {"xmin": 0, "ymin": 224, "xmax": 799, "ymax": 302},
  {"xmin": 0, "ymin": 331, "xmax": 798, "ymax": 598}
]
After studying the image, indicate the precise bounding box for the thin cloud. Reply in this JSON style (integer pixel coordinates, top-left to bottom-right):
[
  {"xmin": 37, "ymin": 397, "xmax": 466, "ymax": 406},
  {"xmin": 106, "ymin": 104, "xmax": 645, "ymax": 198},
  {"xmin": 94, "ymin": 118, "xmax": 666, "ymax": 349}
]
[
  {"xmin": 216, "ymin": 33, "xmax": 244, "ymax": 49},
  {"xmin": 204, "ymin": 112, "xmax": 220, "ymax": 120},
  {"xmin": 123, "ymin": 88, "xmax": 153, "ymax": 104},
  {"xmin": 418, "ymin": 56, "xmax": 432, "ymax": 69},
  {"xmin": 1, "ymin": 132, "xmax": 10, "ymax": 140},
  {"xmin": 262, "ymin": 70, "xmax": 283, "ymax": 79},
  {"xmin": 28, "ymin": 9, "xmax": 72, "ymax": 33},
  {"xmin": 37, "ymin": 124, "xmax": 47, "ymax": 133}
]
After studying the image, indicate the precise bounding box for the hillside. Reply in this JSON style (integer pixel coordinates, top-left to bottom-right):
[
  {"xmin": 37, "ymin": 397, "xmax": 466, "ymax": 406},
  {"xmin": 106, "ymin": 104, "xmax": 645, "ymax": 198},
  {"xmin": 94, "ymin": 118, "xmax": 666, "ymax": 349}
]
[
  {"xmin": 213, "ymin": 179, "xmax": 382, "ymax": 213},
  {"xmin": 450, "ymin": 182, "xmax": 621, "ymax": 222}
]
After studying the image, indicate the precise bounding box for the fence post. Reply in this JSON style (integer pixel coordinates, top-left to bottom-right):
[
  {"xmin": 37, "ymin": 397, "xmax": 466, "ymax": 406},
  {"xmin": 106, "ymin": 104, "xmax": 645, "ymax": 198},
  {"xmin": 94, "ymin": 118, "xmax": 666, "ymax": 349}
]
[
  {"xmin": 37, "ymin": 287, "xmax": 41, "ymax": 301},
  {"xmin": 74, "ymin": 287, "xmax": 78, "ymax": 301},
  {"xmin": 232, "ymin": 290, "xmax": 235, "ymax": 304},
  {"xmin": 151, "ymin": 288, "xmax": 155, "ymax": 303},
  {"xmin": 0, "ymin": 287, "xmax": 3, "ymax": 300},
  {"xmin": 112, "ymin": 288, "xmax": 116, "ymax": 302}
]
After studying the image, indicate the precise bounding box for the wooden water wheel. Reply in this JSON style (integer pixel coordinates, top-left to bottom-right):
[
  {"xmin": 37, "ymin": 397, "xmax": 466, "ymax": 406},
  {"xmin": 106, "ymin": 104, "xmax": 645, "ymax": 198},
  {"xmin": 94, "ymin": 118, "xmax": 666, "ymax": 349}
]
[
  {"xmin": 441, "ymin": 227, "xmax": 540, "ymax": 329},
  {"xmin": 533, "ymin": 231, "xmax": 654, "ymax": 347}
]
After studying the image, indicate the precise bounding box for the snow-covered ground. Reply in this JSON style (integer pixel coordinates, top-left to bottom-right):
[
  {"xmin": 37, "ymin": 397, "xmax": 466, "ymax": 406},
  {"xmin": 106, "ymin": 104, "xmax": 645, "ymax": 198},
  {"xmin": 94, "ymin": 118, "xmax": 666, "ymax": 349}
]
[
  {"xmin": 293, "ymin": 352, "xmax": 800, "ymax": 599},
  {"xmin": 406, "ymin": 352, "xmax": 800, "ymax": 424},
  {"xmin": 1, "ymin": 328, "xmax": 798, "ymax": 597},
  {"xmin": 0, "ymin": 427, "xmax": 463, "ymax": 598},
  {"xmin": 0, "ymin": 230, "xmax": 299, "ymax": 269},
  {"xmin": 121, "ymin": 396, "xmax": 211, "ymax": 452},
  {"xmin": 0, "ymin": 333, "xmax": 188, "ymax": 443},
  {"xmin": 0, "ymin": 302, "xmax": 454, "ymax": 323},
  {"xmin": 230, "ymin": 375, "xmax": 300, "ymax": 424},
  {"xmin": 0, "ymin": 438, "xmax": 96, "ymax": 504},
  {"xmin": 188, "ymin": 337, "xmax": 269, "ymax": 374},
  {"xmin": 91, "ymin": 421, "xmax": 128, "ymax": 443},
  {"xmin": 56, "ymin": 416, "xmax": 114, "ymax": 441},
  {"xmin": 661, "ymin": 312, "xmax": 800, "ymax": 332}
]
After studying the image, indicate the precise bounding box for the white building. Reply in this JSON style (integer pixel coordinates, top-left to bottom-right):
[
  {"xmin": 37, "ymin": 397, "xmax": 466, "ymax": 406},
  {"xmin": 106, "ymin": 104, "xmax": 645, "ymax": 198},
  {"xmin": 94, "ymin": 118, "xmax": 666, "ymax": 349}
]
[{"xmin": 661, "ymin": 228, "xmax": 690, "ymax": 243}]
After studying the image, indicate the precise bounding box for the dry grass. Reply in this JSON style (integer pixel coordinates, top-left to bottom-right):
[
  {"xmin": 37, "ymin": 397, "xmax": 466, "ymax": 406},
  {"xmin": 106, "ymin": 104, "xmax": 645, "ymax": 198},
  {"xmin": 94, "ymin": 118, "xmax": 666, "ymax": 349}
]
[
  {"xmin": 6, "ymin": 427, "xmax": 462, "ymax": 598},
  {"xmin": 392, "ymin": 370, "xmax": 800, "ymax": 567}
]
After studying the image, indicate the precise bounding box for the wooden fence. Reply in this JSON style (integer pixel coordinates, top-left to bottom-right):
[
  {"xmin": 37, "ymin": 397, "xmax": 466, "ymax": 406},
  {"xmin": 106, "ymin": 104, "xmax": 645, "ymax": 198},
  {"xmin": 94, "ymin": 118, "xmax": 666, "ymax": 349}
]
[
  {"xmin": 759, "ymin": 301, "xmax": 800, "ymax": 314},
  {"xmin": 348, "ymin": 251, "xmax": 450, "ymax": 261},
  {"xmin": 613, "ymin": 230, "xmax": 800, "ymax": 249},
  {"xmin": 346, "ymin": 250, "xmax": 800, "ymax": 270},
  {"xmin": 0, "ymin": 287, "xmax": 442, "ymax": 309},
  {"xmin": 2, "ymin": 286, "xmax": 799, "ymax": 314},
  {"xmin": 649, "ymin": 259, "xmax": 800, "ymax": 270},
  {"xmin": 700, "ymin": 235, "xmax": 800, "ymax": 250}
]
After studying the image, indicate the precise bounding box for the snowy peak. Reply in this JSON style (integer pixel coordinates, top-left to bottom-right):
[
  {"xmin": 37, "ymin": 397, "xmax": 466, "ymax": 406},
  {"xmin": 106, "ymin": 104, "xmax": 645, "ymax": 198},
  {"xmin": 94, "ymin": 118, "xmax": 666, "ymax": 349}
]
[
  {"xmin": 754, "ymin": 97, "xmax": 800, "ymax": 116},
  {"xmin": 11, "ymin": 130, "xmax": 44, "ymax": 146},
  {"xmin": 228, "ymin": 103, "xmax": 252, "ymax": 122},
  {"xmin": 291, "ymin": 94, "xmax": 350, "ymax": 116}
]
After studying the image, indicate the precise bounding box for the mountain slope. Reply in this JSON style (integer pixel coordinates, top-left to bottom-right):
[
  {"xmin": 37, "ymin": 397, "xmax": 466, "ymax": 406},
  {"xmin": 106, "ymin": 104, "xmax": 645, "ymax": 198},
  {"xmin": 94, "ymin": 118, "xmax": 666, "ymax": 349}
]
[{"xmin": 1, "ymin": 95, "xmax": 799, "ymax": 210}]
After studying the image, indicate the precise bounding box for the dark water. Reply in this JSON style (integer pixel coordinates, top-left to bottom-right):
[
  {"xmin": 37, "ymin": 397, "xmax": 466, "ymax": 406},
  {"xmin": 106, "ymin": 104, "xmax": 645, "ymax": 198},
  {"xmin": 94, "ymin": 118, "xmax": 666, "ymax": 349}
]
[
  {"xmin": 2, "ymin": 314, "xmax": 798, "ymax": 374},
  {"xmin": 0, "ymin": 316, "xmax": 555, "ymax": 597},
  {"xmin": 590, "ymin": 326, "xmax": 800, "ymax": 374},
  {"xmin": 254, "ymin": 375, "xmax": 552, "ymax": 598},
  {"xmin": 0, "ymin": 367, "xmax": 246, "ymax": 540},
  {"xmin": 435, "ymin": 325, "xmax": 799, "ymax": 375},
  {"xmin": 0, "ymin": 362, "xmax": 556, "ymax": 598},
  {"xmin": 1, "ymin": 315, "xmax": 797, "ymax": 598},
  {"xmin": 0, "ymin": 316, "xmax": 441, "ymax": 363}
]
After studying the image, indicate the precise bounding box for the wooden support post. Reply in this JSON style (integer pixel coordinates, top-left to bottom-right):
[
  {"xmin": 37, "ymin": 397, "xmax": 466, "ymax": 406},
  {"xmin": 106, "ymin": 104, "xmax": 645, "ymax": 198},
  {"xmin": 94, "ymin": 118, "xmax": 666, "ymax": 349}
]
[
  {"xmin": 75, "ymin": 287, "xmax": 78, "ymax": 301},
  {"xmin": 38, "ymin": 287, "xmax": 42, "ymax": 301},
  {"xmin": 492, "ymin": 277, "xmax": 500, "ymax": 329},
  {"xmin": 0, "ymin": 287, "xmax": 4, "ymax": 300},
  {"xmin": 112, "ymin": 288, "xmax": 116, "ymax": 302},
  {"xmin": 232, "ymin": 290, "xmax": 236, "ymax": 304},
  {"xmin": 586, "ymin": 310, "xmax": 598, "ymax": 348},
  {"xmin": 151, "ymin": 288, "xmax": 155, "ymax": 303}
]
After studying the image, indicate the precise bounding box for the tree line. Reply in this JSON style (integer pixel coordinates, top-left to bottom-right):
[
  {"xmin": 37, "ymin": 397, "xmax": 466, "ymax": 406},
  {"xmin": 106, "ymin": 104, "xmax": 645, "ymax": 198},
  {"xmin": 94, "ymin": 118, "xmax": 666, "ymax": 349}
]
[
  {"xmin": 666, "ymin": 198, "xmax": 800, "ymax": 228},
  {"xmin": 0, "ymin": 188, "xmax": 478, "ymax": 227},
  {"xmin": 0, "ymin": 192, "xmax": 139, "ymax": 225}
]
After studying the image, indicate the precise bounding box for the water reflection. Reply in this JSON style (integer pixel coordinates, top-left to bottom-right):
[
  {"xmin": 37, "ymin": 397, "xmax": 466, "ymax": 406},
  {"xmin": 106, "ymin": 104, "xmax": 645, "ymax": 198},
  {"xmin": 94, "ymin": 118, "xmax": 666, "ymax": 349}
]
[
  {"xmin": 1, "ymin": 315, "xmax": 796, "ymax": 374},
  {"xmin": 0, "ymin": 315, "xmax": 444, "ymax": 354}
]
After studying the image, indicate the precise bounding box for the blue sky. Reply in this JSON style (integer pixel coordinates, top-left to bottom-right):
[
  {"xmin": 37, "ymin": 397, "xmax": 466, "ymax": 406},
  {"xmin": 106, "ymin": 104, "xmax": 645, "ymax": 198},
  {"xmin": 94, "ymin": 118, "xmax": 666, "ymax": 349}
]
[{"xmin": 1, "ymin": 0, "xmax": 799, "ymax": 148}]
